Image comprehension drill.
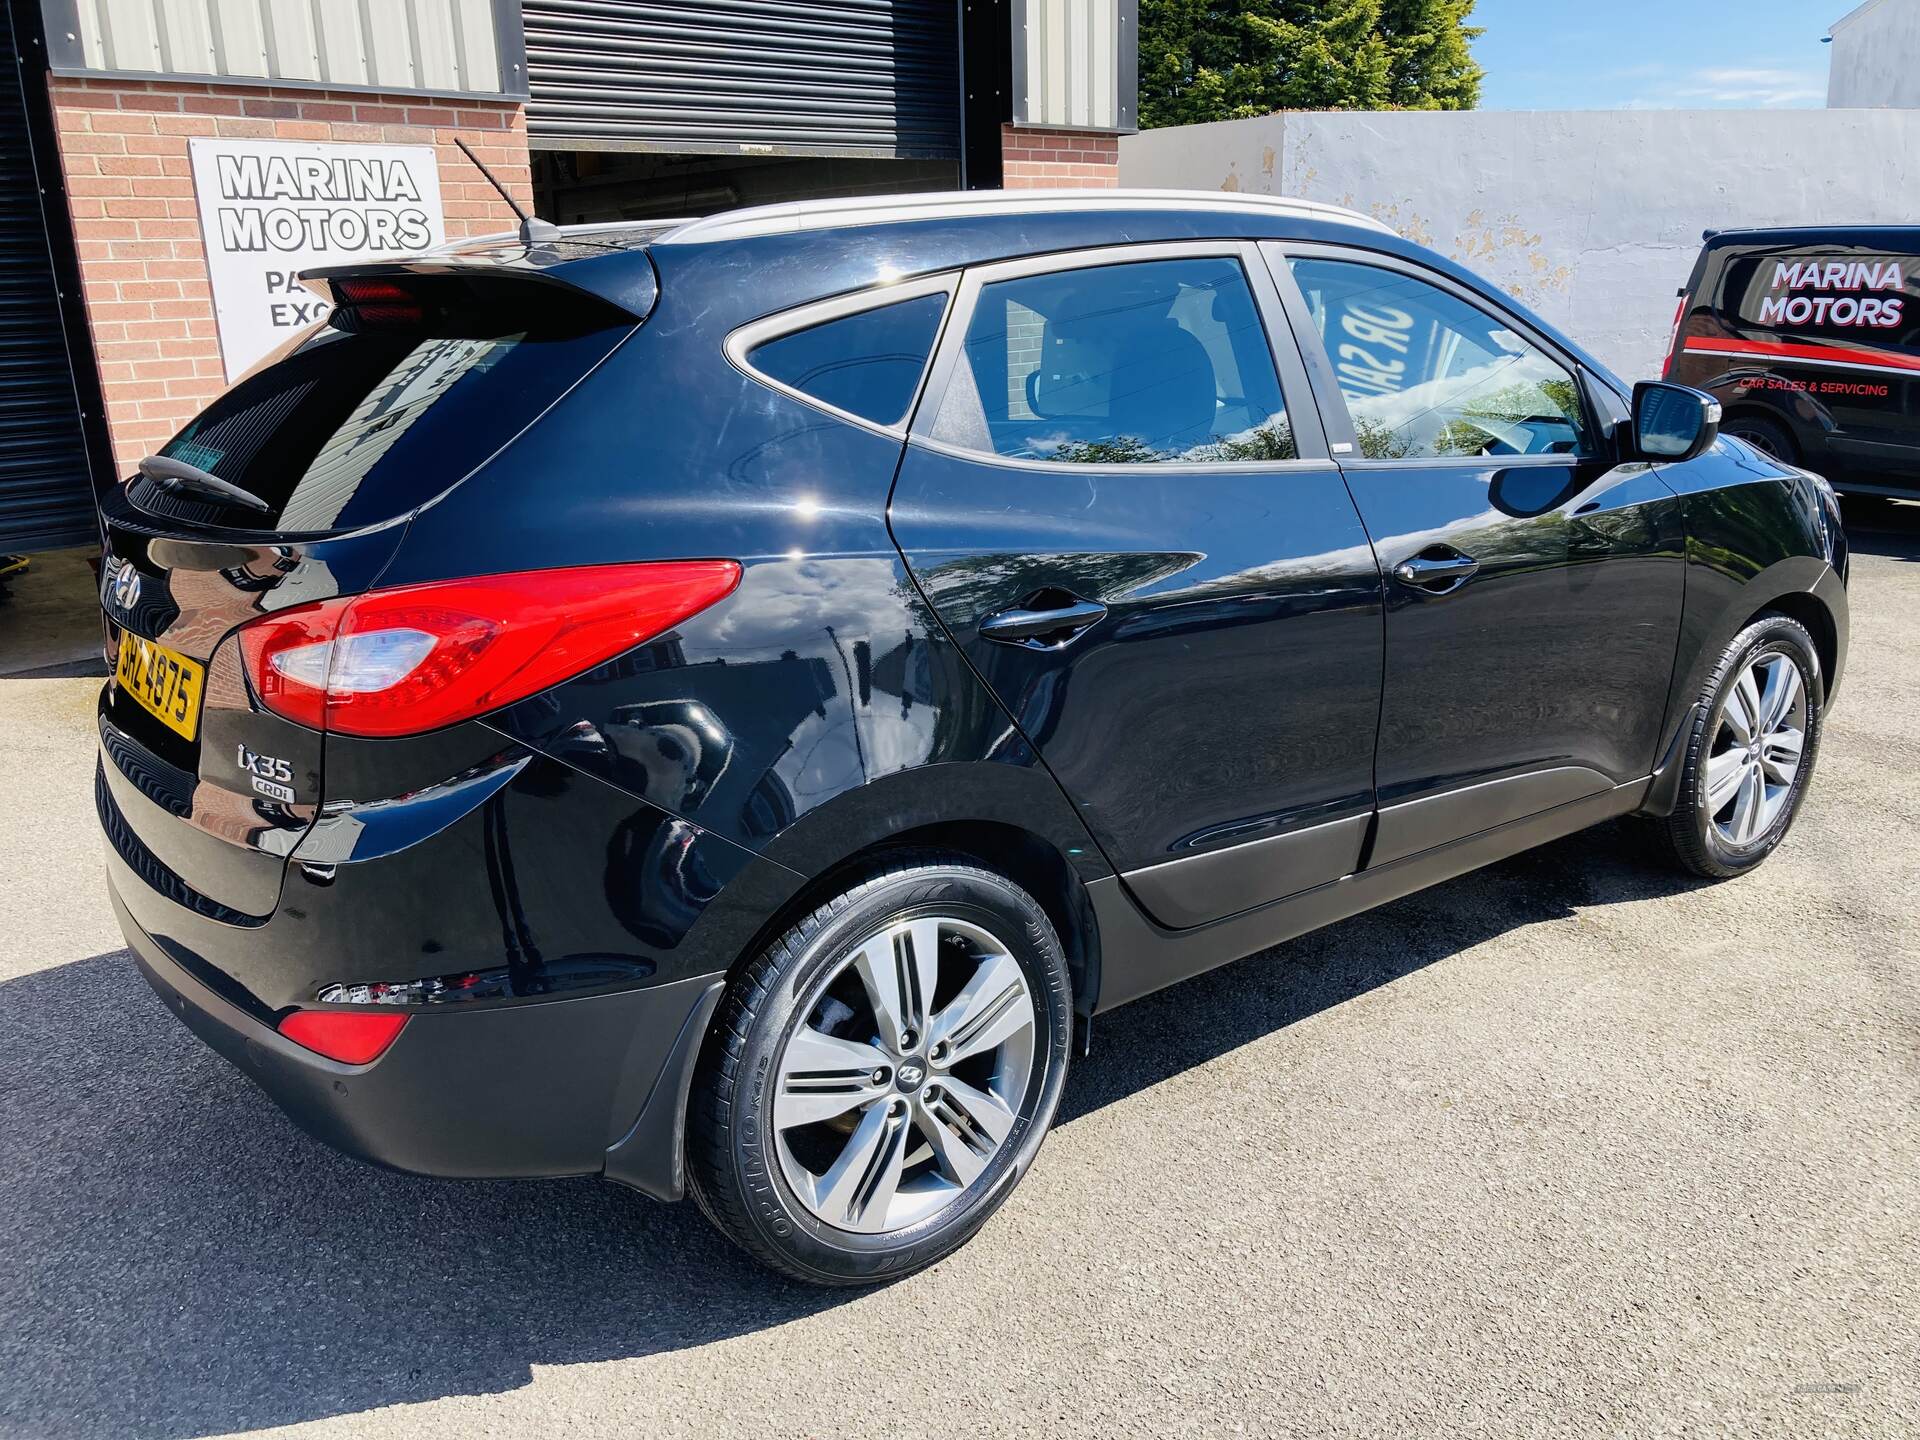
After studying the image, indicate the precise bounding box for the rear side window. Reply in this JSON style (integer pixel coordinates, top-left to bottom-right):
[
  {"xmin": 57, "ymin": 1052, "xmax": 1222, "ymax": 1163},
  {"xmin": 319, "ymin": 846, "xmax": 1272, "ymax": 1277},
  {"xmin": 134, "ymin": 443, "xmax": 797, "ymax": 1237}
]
[
  {"xmin": 1722, "ymin": 251, "xmax": 1918, "ymax": 351},
  {"xmin": 745, "ymin": 293, "xmax": 947, "ymax": 427},
  {"xmin": 930, "ymin": 256, "xmax": 1295, "ymax": 464},
  {"xmin": 153, "ymin": 287, "xmax": 631, "ymax": 533},
  {"xmin": 1288, "ymin": 256, "xmax": 1591, "ymax": 460}
]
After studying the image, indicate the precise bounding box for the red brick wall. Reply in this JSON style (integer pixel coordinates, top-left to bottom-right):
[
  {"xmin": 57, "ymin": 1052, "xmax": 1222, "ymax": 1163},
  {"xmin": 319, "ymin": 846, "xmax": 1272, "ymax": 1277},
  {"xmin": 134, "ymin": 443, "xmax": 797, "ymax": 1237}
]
[
  {"xmin": 1000, "ymin": 124, "xmax": 1120, "ymax": 189},
  {"xmin": 48, "ymin": 78, "xmax": 532, "ymax": 475}
]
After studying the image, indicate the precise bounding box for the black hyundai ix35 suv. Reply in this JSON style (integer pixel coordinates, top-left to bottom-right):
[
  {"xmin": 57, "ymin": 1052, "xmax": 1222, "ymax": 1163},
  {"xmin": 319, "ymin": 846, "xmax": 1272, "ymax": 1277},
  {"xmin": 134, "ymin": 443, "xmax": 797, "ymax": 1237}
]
[{"xmin": 97, "ymin": 190, "xmax": 1848, "ymax": 1284}]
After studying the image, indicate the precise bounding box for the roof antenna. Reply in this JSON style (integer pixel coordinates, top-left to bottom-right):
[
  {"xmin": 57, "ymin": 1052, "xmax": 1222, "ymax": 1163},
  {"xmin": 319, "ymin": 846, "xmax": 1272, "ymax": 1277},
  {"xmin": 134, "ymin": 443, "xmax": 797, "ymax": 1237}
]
[{"xmin": 455, "ymin": 137, "xmax": 560, "ymax": 246}]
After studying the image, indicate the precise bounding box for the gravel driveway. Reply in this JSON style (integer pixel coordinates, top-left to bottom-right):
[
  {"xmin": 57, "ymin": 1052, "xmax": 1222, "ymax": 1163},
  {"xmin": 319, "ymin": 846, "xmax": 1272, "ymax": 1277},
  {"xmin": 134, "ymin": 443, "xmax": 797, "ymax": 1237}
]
[{"xmin": 2, "ymin": 506, "xmax": 1915, "ymax": 1439}]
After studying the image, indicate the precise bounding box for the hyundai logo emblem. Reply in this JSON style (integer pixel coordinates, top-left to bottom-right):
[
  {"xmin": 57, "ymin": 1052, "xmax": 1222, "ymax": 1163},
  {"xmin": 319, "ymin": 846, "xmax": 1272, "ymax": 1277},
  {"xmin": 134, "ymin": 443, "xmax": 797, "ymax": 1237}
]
[
  {"xmin": 895, "ymin": 1060, "xmax": 926, "ymax": 1090},
  {"xmin": 108, "ymin": 561, "xmax": 142, "ymax": 613}
]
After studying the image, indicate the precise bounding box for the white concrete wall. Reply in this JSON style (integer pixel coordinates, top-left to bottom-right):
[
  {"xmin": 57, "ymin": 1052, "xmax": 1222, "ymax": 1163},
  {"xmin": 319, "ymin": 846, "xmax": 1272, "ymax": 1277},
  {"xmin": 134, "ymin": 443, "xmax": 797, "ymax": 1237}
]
[
  {"xmin": 1119, "ymin": 108, "xmax": 1920, "ymax": 380},
  {"xmin": 1829, "ymin": 0, "xmax": 1920, "ymax": 108}
]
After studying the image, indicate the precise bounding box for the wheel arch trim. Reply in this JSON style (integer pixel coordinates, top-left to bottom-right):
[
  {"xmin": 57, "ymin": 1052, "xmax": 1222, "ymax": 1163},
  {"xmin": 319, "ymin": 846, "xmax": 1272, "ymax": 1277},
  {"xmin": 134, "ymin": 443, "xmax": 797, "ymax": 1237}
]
[{"xmin": 1641, "ymin": 558, "xmax": 1846, "ymax": 818}]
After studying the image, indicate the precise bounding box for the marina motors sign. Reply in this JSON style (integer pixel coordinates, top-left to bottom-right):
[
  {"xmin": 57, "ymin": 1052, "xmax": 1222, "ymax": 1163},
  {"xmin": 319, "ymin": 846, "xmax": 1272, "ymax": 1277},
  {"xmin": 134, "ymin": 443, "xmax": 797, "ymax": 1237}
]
[
  {"xmin": 1755, "ymin": 257, "xmax": 1908, "ymax": 330},
  {"xmin": 188, "ymin": 138, "xmax": 446, "ymax": 379}
]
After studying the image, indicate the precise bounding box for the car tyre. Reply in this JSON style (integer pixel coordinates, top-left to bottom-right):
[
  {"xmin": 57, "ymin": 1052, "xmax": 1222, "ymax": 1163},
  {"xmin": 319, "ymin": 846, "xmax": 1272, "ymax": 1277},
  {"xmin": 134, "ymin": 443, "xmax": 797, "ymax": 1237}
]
[
  {"xmin": 686, "ymin": 852, "xmax": 1073, "ymax": 1286},
  {"xmin": 1723, "ymin": 414, "xmax": 1797, "ymax": 464},
  {"xmin": 1644, "ymin": 614, "xmax": 1824, "ymax": 879}
]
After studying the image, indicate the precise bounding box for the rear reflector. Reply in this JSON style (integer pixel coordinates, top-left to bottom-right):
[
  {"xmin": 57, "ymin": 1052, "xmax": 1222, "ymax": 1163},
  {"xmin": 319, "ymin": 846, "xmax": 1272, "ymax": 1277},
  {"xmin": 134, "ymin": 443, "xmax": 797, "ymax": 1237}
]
[
  {"xmin": 236, "ymin": 560, "xmax": 741, "ymax": 737},
  {"xmin": 278, "ymin": 1009, "xmax": 409, "ymax": 1064}
]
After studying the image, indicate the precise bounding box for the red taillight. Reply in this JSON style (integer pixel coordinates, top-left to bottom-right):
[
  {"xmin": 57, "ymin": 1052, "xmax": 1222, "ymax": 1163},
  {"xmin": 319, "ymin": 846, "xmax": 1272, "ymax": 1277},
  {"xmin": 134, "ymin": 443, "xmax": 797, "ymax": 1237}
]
[
  {"xmin": 335, "ymin": 279, "xmax": 411, "ymax": 305},
  {"xmin": 333, "ymin": 277, "xmax": 424, "ymax": 327},
  {"xmin": 236, "ymin": 561, "xmax": 741, "ymax": 737},
  {"xmin": 1661, "ymin": 295, "xmax": 1687, "ymax": 377},
  {"xmin": 278, "ymin": 1009, "xmax": 409, "ymax": 1064}
]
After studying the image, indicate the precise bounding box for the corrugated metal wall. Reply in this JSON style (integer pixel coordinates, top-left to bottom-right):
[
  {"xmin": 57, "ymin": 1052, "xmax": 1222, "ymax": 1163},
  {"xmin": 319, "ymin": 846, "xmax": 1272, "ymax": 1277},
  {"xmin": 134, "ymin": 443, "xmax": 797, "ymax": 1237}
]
[
  {"xmin": 522, "ymin": 0, "xmax": 961, "ymax": 158},
  {"xmin": 45, "ymin": 0, "xmax": 514, "ymax": 95},
  {"xmin": 1013, "ymin": 0, "xmax": 1134, "ymax": 132},
  {"xmin": 1, "ymin": 4, "xmax": 98, "ymax": 552}
]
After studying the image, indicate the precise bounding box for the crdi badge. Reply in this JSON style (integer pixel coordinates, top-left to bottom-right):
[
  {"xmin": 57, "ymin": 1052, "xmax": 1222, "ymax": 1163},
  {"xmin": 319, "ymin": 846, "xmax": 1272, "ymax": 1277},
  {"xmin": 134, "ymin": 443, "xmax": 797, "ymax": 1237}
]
[{"xmin": 187, "ymin": 137, "xmax": 447, "ymax": 380}]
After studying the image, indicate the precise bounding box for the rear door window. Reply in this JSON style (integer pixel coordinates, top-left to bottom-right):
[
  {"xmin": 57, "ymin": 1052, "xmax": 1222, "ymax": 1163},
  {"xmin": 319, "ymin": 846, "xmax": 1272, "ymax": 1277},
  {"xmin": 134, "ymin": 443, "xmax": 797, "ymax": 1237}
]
[
  {"xmin": 744, "ymin": 293, "xmax": 947, "ymax": 427},
  {"xmin": 929, "ymin": 255, "xmax": 1295, "ymax": 463},
  {"xmin": 151, "ymin": 287, "xmax": 633, "ymax": 533}
]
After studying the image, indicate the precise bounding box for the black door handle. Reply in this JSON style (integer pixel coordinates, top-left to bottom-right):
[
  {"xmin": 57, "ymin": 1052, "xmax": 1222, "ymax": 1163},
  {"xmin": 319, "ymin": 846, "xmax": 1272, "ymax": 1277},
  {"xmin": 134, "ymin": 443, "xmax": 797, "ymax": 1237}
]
[{"xmin": 978, "ymin": 595, "xmax": 1108, "ymax": 648}]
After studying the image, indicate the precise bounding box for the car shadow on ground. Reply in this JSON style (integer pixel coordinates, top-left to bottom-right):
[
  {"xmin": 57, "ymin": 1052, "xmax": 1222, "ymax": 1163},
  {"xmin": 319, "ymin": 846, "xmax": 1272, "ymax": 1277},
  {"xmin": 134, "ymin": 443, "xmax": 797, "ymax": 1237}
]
[
  {"xmin": 1840, "ymin": 495, "xmax": 1920, "ymax": 561},
  {"xmin": 0, "ymin": 819, "xmax": 1708, "ymax": 1439}
]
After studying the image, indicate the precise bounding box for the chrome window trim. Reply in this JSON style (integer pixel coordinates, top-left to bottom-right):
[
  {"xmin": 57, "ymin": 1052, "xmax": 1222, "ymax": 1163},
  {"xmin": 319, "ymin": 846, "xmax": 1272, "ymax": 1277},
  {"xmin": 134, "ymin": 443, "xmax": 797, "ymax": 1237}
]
[
  {"xmin": 1337, "ymin": 453, "xmax": 1596, "ymax": 472},
  {"xmin": 908, "ymin": 239, "xmax": 1331, "ymax": 469},
  {"xmin": 724, "ymin": 273, "xmax": 961, "ymax": 440},
  {"xmin": 907, "ymin": 433, "xmax": 1346, "ymax": 476}
]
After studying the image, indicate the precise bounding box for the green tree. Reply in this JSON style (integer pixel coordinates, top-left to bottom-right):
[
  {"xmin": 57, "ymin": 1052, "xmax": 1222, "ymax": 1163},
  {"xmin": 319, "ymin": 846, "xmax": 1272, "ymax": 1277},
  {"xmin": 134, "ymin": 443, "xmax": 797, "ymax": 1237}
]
[{"xmin": 1139, "ymin": 0, "xmax": 1484, "ymax": 128}]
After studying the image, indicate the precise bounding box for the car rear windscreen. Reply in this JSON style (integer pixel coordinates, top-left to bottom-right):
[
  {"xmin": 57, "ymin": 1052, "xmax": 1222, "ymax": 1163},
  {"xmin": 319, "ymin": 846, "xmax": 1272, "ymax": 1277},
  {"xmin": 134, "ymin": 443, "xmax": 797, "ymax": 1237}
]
[{"xmin": 145, "ymin": 283, "xmax": 635, "ymax": 533}]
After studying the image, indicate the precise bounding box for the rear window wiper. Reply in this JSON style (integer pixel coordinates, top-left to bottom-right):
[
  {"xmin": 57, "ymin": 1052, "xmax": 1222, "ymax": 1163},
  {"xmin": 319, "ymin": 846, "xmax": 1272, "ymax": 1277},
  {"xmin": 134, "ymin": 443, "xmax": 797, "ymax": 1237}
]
[{"xmin": 138, "ymin": 455, "xmax": 273, "ymax": 515}]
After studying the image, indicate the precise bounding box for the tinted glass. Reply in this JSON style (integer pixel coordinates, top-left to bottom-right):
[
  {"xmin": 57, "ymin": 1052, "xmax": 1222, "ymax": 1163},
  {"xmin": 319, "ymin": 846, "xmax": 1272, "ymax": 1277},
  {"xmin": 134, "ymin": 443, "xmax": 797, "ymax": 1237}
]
[
  {"xmin": 931, "ymin": 256, "xmax": 1295, "ymax": 464},
  {"xmin": 1288, "ymin": 257, "xmax": 1591, "ymax": 460},
  {"xmin": 748, "ymin": 293, "xmax": 947, "ymax": 427},
  {"xmin": 1723, "ymin": 250, "xmax": 1918, "ymax": 352},
  {"xmin": 159, "ymin": 296, "xmax": 630, "ymax": 532}
]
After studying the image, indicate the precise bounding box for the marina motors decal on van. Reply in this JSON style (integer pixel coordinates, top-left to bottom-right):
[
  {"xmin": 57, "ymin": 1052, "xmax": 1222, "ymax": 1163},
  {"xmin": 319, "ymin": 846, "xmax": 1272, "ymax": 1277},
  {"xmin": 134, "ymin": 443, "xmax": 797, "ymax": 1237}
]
[
  {"xmin": 1753, "ymin": 258, "xmax": 1907, "ymax": 330},
  {"xmin": 1677, "ymin": 250, "xmax": 1920, "ymax": 387},
  {"xmin": 1666, "ymin": 226, "xmax": 1920, "ymax": 496}
]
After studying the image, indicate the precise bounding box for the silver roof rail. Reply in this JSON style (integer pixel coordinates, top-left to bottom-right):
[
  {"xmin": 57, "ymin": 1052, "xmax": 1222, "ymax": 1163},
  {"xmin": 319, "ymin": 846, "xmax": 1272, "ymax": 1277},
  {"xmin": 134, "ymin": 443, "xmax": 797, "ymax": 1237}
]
[{"xmin": 654, "ymin": 188, "xmax": 1394, "ymax": 245}]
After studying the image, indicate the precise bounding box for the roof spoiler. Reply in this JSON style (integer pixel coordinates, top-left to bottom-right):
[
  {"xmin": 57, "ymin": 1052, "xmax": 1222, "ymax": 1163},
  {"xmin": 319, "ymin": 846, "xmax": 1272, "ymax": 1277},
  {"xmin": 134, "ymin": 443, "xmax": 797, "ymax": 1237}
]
[{"xmin": 300, "ymin": 243, "xmax": 658, "ymax": 322}]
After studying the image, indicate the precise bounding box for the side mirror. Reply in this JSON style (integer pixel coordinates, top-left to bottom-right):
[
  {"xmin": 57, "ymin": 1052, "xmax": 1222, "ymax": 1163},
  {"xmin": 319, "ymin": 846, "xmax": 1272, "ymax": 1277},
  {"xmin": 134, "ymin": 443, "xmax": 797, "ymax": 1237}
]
[{"xmin": 1631, "ymin": 381, "xmax": 1721, "ymax": 463}]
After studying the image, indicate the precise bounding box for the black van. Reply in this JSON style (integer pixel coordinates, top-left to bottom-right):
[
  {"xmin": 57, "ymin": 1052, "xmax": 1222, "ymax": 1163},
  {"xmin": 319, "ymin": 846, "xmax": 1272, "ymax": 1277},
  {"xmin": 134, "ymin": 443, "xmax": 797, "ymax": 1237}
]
[{"xmin": 1665, "ymin": 226, "xmax": 1920, "ymax": 498}]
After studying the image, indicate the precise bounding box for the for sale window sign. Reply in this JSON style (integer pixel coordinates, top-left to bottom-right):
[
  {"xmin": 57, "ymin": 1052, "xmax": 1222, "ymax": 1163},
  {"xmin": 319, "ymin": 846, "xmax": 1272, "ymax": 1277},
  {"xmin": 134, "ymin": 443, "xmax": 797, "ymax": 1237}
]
[{"xmin": 188, "ymin": 137, "xmax": 446, "ymax": 380}]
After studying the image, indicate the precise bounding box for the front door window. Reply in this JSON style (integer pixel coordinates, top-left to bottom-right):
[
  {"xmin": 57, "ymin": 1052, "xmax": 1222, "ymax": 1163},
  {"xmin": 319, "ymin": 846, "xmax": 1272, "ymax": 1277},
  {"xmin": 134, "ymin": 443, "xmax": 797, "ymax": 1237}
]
[{"xmin": 1287, "ymin": 256, "xmax": 1591, "ymax": 461}]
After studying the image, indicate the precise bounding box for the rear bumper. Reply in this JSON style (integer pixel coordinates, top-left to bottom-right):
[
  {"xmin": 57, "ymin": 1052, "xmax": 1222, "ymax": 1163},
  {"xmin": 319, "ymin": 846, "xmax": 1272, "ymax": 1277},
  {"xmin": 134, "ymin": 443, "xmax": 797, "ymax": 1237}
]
[
  {"xmin": 113, "ymin": 874, "xmax": 721, "ymax": 1194},
  {"xmin": 97, "ymin": 719, "xmax": 806, "ymax": 1195}
]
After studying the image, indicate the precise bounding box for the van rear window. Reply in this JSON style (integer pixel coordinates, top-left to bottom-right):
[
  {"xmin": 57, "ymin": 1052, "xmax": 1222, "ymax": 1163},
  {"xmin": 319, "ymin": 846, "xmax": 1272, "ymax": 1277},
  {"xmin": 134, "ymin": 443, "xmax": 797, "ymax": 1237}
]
[
  {"xmin": 1727, "ymin": 252, "xmax": 1917, "ymax": 345},
  {"xmin": 150, "ymin": 289, "xmax": 632, "ymax": 533}
]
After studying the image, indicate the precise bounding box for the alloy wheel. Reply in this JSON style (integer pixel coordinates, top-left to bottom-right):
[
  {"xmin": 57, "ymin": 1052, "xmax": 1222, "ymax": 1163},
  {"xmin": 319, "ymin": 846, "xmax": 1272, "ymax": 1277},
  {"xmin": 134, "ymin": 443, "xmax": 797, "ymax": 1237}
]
[
  {"xmin": 1705, "ymin": 649, "xmax": 1808, "ymax": 847},
  {"xmin": 772, "ymin": 915, "xmax": 1037, "ymax": 1234}
]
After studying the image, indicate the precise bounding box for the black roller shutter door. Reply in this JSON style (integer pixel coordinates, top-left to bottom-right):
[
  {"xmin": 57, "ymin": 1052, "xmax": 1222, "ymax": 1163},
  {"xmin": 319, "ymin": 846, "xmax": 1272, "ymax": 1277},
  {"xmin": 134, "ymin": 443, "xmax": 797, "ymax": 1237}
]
[
  {"xmin": 524, "ymin": 0, "xmax": 961, "ymax": 159},
  {"xmin": 0, "ymin": 2, "xmax": 97, "ymax": 552}
]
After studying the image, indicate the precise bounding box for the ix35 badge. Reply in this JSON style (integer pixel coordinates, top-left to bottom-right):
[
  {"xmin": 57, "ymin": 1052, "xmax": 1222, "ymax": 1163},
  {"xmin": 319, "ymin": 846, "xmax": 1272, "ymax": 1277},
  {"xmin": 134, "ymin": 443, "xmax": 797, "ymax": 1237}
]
[{"xmin": 236, "ymin": 742, "xmax": 296, "ymax": 803}]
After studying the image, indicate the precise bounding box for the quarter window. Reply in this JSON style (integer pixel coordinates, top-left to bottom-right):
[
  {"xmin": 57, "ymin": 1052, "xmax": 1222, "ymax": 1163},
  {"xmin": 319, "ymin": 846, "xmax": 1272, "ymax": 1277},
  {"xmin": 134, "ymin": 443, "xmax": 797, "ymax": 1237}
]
[
  {"xmin": 1288, "ymin": 257, "xmax": 1591, "ymax": 460},
  {"xmin": 930, "ymin": 256, "xmax": 1296, "ymax": 464},
  {"xmin": 746, "ymin": 292, "xmax": 948, "ymax": 427}
]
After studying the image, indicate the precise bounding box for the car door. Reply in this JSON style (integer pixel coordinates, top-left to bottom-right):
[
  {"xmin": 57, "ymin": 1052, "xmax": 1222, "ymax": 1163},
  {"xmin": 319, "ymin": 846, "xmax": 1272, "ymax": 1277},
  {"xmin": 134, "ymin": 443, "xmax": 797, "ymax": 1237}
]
[
  {"xmin": 1267, "ymin": 243, "xmax": 1686, "ymax": 865},
  {"xmin": 889, "ymin": 241, "xmax": 1384, "ymax": 928}
]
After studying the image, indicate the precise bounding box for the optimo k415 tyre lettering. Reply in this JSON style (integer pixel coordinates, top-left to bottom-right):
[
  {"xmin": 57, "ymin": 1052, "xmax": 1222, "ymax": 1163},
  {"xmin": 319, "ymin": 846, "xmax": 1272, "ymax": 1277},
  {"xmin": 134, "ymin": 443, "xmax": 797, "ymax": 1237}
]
[{"xmin": 686, "ymin": 855, "xmax": 1073, "ymax": 1285}]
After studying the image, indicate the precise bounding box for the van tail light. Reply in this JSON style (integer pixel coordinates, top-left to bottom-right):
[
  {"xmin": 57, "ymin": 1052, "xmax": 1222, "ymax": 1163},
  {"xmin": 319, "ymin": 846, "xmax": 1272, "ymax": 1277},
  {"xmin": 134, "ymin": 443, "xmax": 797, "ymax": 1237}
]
[
  {"xmin": 1660, "ymin": 294, "xmax": 1687, "ymax": 377},
  {"xmin": 236, "ymin": 561, "xmax": 741, "ymax": 737},
  {"xmin": 278, "ymin": 1009, "xmax": 409, "ymax": 1064}
]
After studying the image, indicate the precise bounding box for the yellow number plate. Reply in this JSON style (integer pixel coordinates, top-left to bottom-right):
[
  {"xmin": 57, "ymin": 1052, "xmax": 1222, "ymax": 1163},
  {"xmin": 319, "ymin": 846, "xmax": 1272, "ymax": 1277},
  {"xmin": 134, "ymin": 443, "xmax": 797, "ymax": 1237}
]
[{"xmin": 115, "ymin": 632, "xmax": 206, "ymax": 742}]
